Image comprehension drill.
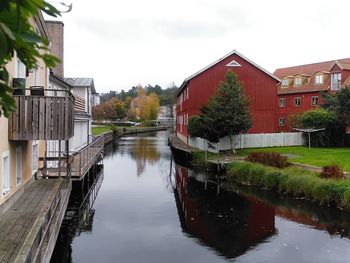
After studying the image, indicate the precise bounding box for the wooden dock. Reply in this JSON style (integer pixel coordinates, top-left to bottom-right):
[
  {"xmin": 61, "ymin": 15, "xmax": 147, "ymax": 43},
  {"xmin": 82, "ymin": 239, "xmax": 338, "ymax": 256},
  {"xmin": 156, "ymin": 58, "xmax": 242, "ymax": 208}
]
[{"xmin": 0, "ymin": 178, "xmax": 71, "ymax": 263}]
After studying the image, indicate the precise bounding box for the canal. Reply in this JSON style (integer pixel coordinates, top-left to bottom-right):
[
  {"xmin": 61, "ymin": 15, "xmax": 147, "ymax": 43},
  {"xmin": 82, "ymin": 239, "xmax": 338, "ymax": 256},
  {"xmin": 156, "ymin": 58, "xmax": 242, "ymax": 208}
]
[{"xmin": 51, "ymin": 131, "xmax": 350, "ymax": 263}]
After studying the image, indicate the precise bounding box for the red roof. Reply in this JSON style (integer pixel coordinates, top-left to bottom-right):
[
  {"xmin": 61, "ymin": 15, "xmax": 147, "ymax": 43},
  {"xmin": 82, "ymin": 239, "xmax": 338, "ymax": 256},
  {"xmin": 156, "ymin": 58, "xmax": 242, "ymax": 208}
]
[{"xmin": 274, "ymin": 58, "xmax": 350, "ymax": 78}]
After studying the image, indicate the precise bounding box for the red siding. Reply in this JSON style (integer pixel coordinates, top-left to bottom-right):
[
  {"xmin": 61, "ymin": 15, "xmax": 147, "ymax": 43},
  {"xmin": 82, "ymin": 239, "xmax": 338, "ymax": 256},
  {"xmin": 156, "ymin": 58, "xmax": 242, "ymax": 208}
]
[
  {"xmin": 176, "ymin": 53, "xmax": 279, "ymax": 139},
  {"xmin": 277, "ymin": 92, "xmax": 322, "ymax": 132}
]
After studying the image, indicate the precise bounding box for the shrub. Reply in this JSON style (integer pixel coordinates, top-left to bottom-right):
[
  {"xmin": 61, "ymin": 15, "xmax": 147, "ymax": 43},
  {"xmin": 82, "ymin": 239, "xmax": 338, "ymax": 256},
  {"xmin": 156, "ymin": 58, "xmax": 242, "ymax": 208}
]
[
  {"xmin": 246, "ymin": 151, "xmax": 288, "ymax": 168},
  {"xmin": 227, "ymin": 161, "xmax": 350, "ymax": 210},
  {"xmin": 141, "ymin": 120, "xmax": 155, "ymax": 127},
  {"xmin": 320, "ymin": 165, "xmax": 344, "ymax": 179}
]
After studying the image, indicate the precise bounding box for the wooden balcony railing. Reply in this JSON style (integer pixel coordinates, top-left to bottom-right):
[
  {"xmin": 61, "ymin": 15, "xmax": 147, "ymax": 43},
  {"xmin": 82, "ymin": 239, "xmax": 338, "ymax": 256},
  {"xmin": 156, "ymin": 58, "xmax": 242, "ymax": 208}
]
[
  {"xmin": 9, "ymin": 88, "xmax": 75, "ymax": 140},
  {"xmin": 39, "ymin": 135, "xmax": 104, "ymax": 180}
]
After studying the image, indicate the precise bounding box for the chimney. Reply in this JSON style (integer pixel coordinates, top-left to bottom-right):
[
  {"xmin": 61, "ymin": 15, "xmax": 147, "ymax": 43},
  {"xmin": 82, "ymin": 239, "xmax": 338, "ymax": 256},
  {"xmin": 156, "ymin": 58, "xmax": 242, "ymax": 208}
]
[{"xmin": 45, "ymin": 20, "xmax": 64, "ymax": 77}]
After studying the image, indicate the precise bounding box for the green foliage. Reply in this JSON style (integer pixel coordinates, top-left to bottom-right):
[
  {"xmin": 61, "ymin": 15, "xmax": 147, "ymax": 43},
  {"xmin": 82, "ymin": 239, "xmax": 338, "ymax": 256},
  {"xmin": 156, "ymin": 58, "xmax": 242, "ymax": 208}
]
[
  {"xmin": 188, "ymin": 71, "xmax": 252, "ymax": 144},
  {"xmin": 0, "ymin": 0, "xmax": 60, "ymax": 116},
  {"xmin": 188, "ymin": 115, "xmax": 204, "ymax": 138},
  {"xmin": 227, "ymin": 161, "xmax": 350, "ymax": 209},
  {"xmin": 300, "ymin": 108, "xmax": 337, "ymax": 147}
]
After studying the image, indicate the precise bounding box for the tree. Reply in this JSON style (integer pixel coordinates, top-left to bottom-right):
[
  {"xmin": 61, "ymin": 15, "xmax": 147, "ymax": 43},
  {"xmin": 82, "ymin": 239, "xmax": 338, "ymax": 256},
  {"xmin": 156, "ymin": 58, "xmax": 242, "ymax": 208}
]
[
  {"xmin": 300, "ymin": 108, "xmax": 337, "ymax": 147},
  {"xmin": 0, "ymin": 0, "xmax": 60, "ymax": 116},
  {"xmin": 128, "ymin": 87, "xmax": 160, "ymax": 121},
  {"xmin": 201, "ymin": 71, "xmax": 251, "ymax": 152}
]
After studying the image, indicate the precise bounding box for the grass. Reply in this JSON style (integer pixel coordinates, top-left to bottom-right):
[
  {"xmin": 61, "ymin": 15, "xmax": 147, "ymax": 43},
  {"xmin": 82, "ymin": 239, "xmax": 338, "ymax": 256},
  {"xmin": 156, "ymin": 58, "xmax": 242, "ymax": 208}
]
[
  {"xmin": 227, "ymin": 161, "xmax": 350, "ymax": 210},
  {"xmin": 237, "ymin": 146, "xmax": 350, "ymax": 171},
  {"xmin": 92, "ymin": 126, "xmax": 112, "ymax": 136}
]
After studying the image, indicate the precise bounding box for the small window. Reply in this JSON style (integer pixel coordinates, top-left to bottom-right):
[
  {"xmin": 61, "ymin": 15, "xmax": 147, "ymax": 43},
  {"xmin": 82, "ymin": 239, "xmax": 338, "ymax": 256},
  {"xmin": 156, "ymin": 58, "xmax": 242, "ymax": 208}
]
[
  {"xmin": 279, "ymin": 117, "xmax": 286, "ymax": 127},
  {"xmin": 294, "ymin": 77, "xmax": 302, "ymax": 86},
  {"xmin": 281, "ymin": 79, "xmax": 289, "ymax": 87},
  {"xmin": 32, "ymin": 142, "xmax": 39, "ymax": 175},
  {"xmin": 311, "ymin": 96, "xmax": 318, "ymax": 106},
  {"xmin": 226, "ymin": 60, "xmax": 241, "ymax": 67},
  {"xmin": 279, "ymin": 98, "xmax": 286, "ymax": 107},
  {"xmin": 315, "ymin": 75, "xmax": 323, "ymax": 84},
  {"xmin": 331, "ymin": 73, "xmax": 341, "ymax": 90},
  {"xmin": 294, "ymin": 97, "xmax": 301, "ymax": 107}
]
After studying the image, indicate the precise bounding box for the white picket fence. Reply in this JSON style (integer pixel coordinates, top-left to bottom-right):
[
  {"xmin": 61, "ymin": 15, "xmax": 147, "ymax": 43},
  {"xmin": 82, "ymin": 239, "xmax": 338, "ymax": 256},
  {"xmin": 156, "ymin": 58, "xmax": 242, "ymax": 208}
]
[{"xmin": 188, "ymin": 132, "xmax": 305, "ymax": 153}]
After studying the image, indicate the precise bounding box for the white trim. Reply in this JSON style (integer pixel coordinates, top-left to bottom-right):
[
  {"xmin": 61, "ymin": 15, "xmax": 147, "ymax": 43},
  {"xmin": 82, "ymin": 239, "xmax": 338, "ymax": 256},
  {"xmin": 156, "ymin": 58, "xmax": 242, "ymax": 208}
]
[
  {"xmin": 16, "ymin": 147, "xmax": 22, "ymax": 186},
  {"xmin": 32, "ymin": 142, "xmax": 39, "ymax": 175},
  {"xmin": 2, "ymin": 151, "xmax": 10, "ymax": 196},
  {"xmin": 185, "ymin": 50, "xmax": 280, "ymax": 83},
  {"xmin": 226, "ymin": 60, "xmax": 241, "ymax": 67}
]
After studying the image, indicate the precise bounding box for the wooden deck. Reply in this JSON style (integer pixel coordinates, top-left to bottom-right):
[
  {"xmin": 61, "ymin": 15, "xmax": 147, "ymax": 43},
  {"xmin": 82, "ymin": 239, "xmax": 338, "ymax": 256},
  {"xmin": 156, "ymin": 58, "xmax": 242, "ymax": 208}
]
[
  {"xmin": 0, "ymin": 178, "xmax": 71, "ymax": 263},
  {"xmin": 42, "ymin": 136, "xmax": 104, "ymax": 181}
]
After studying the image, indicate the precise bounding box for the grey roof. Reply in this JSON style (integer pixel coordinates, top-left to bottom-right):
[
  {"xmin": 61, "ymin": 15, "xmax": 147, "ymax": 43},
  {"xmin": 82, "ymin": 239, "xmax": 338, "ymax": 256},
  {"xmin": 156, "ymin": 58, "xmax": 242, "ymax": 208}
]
[{"xmin": 64, "ymin": 77, "xmax": 96, "ymax": 93}]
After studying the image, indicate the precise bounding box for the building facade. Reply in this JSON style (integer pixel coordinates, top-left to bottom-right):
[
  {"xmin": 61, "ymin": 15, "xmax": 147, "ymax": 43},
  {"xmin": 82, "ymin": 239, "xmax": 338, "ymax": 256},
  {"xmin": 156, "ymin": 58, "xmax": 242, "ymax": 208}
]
[
  {"xmin": 0, "ymin": 14, "xmax": 74, "ymax": 206},
  {"xmin": 176, "ymin": 50, "xmax": 280, "ymax": 144},
  {"xmin": 274, "ymin": 58, "xmax": 350, "ymax": 131}
]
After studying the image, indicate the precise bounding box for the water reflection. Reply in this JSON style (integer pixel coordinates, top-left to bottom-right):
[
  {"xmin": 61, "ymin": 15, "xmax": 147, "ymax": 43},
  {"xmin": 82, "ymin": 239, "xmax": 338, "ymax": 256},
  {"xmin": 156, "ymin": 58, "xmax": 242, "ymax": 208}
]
[
  {"xmin": 51, "ymin": 164, "xmax": 104, "ymax": 263},
  {"xmin": 174, "ymin": 163, "xmax": 276, "ymax": 259}
]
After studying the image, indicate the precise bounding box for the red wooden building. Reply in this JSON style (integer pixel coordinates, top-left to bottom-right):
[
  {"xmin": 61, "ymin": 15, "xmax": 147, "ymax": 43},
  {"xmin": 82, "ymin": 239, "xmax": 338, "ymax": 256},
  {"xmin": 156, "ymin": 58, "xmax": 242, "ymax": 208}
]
[
  {"xmin": 274, "ymin": 58, "xmax": 350, "ymax": 131},
  {"xmin": 176, "ymin": 50, "xmax": 280, "ymax": 143}
]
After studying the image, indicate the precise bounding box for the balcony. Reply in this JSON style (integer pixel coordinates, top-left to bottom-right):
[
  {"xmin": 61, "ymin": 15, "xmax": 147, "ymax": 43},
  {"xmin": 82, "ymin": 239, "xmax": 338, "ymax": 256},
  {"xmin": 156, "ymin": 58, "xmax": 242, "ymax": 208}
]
[{"xmin": 8, "ymin": 87, "xmax": 75, "ymax": 140}]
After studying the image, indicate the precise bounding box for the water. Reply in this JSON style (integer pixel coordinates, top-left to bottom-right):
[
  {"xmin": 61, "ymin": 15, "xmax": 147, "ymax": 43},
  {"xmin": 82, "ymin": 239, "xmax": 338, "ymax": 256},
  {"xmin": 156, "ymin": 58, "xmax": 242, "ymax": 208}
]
[{"xmin": 51, "ymin": 131, "xmax": 350, "ymax": 263}]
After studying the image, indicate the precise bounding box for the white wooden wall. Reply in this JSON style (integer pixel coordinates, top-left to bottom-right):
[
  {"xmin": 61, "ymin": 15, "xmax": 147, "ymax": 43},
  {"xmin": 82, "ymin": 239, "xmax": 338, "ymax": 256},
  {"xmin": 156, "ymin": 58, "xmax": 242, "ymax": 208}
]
[{"xmin": 188, "ymin": 132, "xmax": 305, "ymax": 153}]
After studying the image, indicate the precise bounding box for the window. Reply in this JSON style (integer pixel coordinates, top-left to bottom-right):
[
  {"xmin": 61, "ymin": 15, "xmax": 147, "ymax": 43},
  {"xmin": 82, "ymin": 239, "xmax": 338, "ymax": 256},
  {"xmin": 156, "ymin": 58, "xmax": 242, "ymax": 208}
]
[
  {"xmin": 279, "ymin": 117, "xmax": 286, "ymax": 127},
  {"xmin": 294, "ymin": 97, "xmax": 301, "ymax": 107},
  {"xmin": 226, "ymin": 60, "xmax": 241, "ymax": 67},
  {"xmin": 32, "ymin": 141, "xmax": 39, "ymax": 175},
  {"xmin": 331, "ymin": 73, "xmax": 341, "ymax": 90},
  {"xmin": 281, "ymin": 79, "xmax": 289, "ymax": 87},
  {"xmin": 16, "ymin": 58, "xmax": 26, "ymax": 78},
  {"xmin": 315, "ymin": 74, "xmax": 323, "ymax": 84},
  {"xmin": 16, "ymin": 147, "xmax": 22, "ymax": 185},
  {"xmin": 279, "ymin": 98, "xmax": 286, "ymax": 107},
  {"xmin": 294, "ymin": 77, "xmax": 302, "ymax": 86},
  {"xmin": 2, "ymin": 152, "xmax": 10, "ymax": 196},
  {"xmin": 311, "ymin": 96, "xmax": 318, "ymax": 106}
]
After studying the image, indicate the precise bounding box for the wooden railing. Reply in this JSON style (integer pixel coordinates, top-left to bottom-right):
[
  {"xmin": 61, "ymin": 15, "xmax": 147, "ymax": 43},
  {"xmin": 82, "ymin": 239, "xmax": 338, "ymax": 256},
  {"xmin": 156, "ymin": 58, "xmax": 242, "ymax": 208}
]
[
  {"xmin": 9, "ymin": 88, "xmax": 75, "ymax": 140},
  {"xmin": 71, "ymin": 135, "xmax": 104, "ymax": 179},
  {"xmin": 74, "ymin": 95, "xmax": 86, "ymax": 112}
]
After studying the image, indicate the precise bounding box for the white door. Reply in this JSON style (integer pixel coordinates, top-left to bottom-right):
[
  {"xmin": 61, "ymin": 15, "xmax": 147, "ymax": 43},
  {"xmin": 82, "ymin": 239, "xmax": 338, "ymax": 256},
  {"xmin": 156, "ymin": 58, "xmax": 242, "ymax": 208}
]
[
  {"xmin": 2, "ymin": 153, "xmax": 10, "ymax": 195},
  {"xmin": 16, "ymin": 147, "xmax": 22, "ymax": 185}
]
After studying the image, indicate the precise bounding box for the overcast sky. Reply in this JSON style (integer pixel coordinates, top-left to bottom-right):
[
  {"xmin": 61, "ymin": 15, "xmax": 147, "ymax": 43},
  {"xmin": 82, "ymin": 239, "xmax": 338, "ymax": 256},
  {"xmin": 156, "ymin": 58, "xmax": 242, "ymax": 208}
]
[{"xmin": 52, "ymin": 0, "xmax": 350, "ymax": 93}]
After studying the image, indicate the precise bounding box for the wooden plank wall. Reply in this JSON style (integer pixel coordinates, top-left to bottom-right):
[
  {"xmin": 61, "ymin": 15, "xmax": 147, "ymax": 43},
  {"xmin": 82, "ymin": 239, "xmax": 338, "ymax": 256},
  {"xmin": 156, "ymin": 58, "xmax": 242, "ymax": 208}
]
[{"xmin": 9, "ymin": 96, "xmax": 74, "ymax": 140}]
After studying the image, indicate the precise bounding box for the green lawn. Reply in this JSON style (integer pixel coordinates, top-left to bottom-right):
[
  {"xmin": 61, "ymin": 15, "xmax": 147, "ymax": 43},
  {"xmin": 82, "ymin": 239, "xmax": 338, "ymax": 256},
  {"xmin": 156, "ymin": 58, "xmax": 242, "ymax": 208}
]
[
  {"xmin": 92, "ymin": 126, "xmax": 112, "ymax": 136},
  {"xmin": 237, "ymin": 146, "xmax": 350, "ymax": 171}
]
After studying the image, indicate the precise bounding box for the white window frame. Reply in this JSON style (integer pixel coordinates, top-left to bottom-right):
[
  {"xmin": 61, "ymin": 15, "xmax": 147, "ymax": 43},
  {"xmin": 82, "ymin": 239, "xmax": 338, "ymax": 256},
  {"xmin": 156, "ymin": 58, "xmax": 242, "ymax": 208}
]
[
  {"xmin": 311, "ymin": 96, "xmax": 319, "ymax": 106},
  {"xmin": 32, "ymin": 141, "xmax": 39, "ymax": 175},
  {"xmin": 281, "ymin": 79, "xmax": 289, "ymax": 87},
  {"xmin": 16, "ymin": 57, "xmax": 26, "ymax": 78},
  {"xmin": 331, "ymin": 73, "xmax": 341, "ymax": 90},
  {"xmin": 2, "ymin": 151, "xmax": 10, "ymax": 196},
  {"xmin": 226, "ymin": 60, "xmax": 241, "ymax": 67},
  {"xmin": 279, "ymin": 117, "xmax": 286, "ymax": 127},
  {"xmin": 279, "ymin": 98, "xmax": 286, "ymax": 107},
  {"xmin": 315, "ymin": 74, "xmax": 323, "ymax": 84},
  {"xmin": 294, "ymin": 97, "xmax": 301, "ymax": 107},
  {"xmin": 294, "ymin": 77, "xmax": 302, "ymax": 86},
  {"xmin": 16, "ymin": 147, "xmax": 22, "ymax": 186}
]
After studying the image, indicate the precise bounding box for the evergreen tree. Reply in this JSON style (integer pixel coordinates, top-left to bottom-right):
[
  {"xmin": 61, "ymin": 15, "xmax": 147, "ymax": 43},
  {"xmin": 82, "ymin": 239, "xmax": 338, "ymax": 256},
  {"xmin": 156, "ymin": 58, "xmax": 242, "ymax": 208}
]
[{"xmin": 201, "ymin": 70, "xmax": 251, "ymax": 152}]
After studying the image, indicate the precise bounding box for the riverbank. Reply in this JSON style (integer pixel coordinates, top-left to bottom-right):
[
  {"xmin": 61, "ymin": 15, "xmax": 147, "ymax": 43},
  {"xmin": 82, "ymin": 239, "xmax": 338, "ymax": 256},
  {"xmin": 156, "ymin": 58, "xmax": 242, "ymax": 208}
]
[
  {"xmin": 99, "ymin": 126, "xmax": 168, "ymax": 145},
  {"xmin": 169, "ymin": 135, "xmax": 350, "ymax": 210}
]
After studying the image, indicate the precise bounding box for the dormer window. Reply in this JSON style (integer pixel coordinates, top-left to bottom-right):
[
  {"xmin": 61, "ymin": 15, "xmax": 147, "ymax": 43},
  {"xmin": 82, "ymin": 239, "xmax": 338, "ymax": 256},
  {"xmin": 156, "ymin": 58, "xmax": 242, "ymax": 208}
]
[
  {"xmin": 294, "ymin": 77, "xmax": 302, "ymax": 86},
  {"xmin": 315, "ymin": 74, "xmax": 323, "ymax": 84},
  {"xmin": 331, "ymin": 73, "xmax": 341, "ymax": 90},
  {"xmin": 281, "ymin": 79, "xmax": 289, "ymax": 87}
]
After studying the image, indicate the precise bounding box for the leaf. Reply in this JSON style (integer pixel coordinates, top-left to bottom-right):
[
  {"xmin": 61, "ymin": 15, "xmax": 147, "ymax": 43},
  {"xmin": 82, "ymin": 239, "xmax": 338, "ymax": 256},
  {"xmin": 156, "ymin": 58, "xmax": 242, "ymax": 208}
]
[{"xmin": 0, "ymin": 22, "xmax": 15, "ymax": 40}]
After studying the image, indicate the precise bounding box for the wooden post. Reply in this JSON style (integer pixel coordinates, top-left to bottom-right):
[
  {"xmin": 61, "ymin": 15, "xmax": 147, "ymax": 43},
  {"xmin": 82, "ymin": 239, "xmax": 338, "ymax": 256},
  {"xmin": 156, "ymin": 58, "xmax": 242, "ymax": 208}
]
[
  {"xmin": 58, "ymin": 140, "xmax": 61, "ymax": 177},
  {"xmin": 66, "ymin": 140, "xmax": 70, "ymax": 178}
]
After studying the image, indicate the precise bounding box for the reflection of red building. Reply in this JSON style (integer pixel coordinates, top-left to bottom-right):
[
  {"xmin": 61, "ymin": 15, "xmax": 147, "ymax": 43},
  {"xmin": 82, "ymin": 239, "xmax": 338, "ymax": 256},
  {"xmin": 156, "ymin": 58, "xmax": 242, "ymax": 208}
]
[
  {"xmin": 274, "ymin": 58, "xmax": 350, "ymax": 131},
  {"xmin": 176, "ymin": 50, "xmax": 280, "ymax": 143},
  {"xmin": 174, "ymin": 164, "xmax": 275, "ymax": 259}
]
